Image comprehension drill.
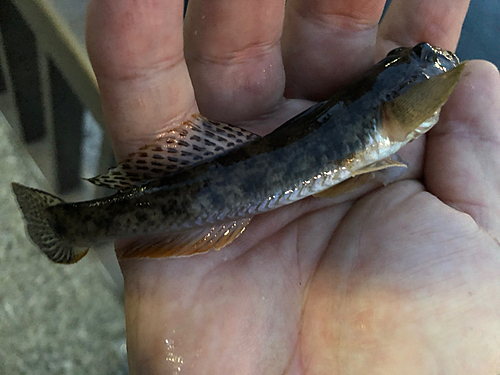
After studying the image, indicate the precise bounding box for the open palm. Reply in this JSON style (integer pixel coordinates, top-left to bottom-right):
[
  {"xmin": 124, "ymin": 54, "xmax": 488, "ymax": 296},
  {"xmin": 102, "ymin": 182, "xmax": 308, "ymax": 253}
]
[{"xmin": 86, "ymin": 0, "xmax": 500, "ymax": 373}]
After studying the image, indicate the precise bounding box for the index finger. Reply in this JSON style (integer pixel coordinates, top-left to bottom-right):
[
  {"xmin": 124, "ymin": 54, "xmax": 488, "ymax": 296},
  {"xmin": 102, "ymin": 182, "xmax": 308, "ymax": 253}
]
[{"xmin": 86, "ymin": 0, "xmax": 196, "ymax": 160}]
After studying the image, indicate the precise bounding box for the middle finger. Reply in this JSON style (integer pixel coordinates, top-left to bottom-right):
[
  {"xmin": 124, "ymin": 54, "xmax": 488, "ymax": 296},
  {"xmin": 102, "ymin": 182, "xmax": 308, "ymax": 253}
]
[
  {"xmin": 184, "ymin": 0, "xmax": 287, "ymax": 123},
  {"xmin": 281, "ymin": 0, "xmax": 387, "ymax": 101}
]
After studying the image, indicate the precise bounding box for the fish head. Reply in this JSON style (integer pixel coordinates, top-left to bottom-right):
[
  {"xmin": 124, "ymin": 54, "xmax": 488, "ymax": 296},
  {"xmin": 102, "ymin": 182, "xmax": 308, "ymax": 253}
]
[
  {"xmin": 386, "ymin": 42, "xmax": 460, "ymax": 74},
  {"xmin": 375, "ymin": 42, "xmax": 461, "ymax": 101},
  {"xmin": 329, "ymin": 43, "xmax": 462, "ymax": 108},
  {"xmin": 377, "ymin": 43, "xmax": 465, "ymax": 142}
]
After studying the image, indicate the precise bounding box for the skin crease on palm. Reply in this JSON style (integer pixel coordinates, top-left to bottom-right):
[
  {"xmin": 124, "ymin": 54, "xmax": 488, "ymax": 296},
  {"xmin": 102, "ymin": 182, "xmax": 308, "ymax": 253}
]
[{"xmin": 85, "ymin": 0, "xmax": 500, "ymax": 373}]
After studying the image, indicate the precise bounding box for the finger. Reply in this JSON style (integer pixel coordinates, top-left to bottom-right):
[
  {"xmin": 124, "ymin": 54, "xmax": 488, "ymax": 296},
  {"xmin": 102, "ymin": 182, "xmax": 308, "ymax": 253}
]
[
  {"xmin": 377, "ymin": 0, "xmax": 470, "ymax": 58},
  {"xmin": 184, "ymin": 0, "xmax": 287, "ymax": 123},
  {"xmin": 281, "ymin": 0, "xmax": 386, "ymax": 100},
  {"xmin": 86, "ymin": 0, "xmax": 196, "ymax": 160},
  {"xmin": 425, "ymin": 60, "xmax": 500, "ymax": 241}
]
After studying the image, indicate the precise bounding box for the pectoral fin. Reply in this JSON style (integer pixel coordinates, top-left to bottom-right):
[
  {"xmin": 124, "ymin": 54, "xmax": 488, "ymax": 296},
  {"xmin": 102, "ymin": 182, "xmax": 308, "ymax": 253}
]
[
  {"xmin": 118, "ymin": 218, "xmax": 251, "ymax": 259},
  {"xmin": 350, "ymin": 157, "xmax": 407, "ymax": 177},
  {"xmin": 313, "ymin": 174, "xmax": 373, "ymax": 198},
  {"xmin": 314, "ymin": 157, "xmax": 407, "ymax": 198},
  {"xmin": 381, "ymin": 62, "xmax": 466, "ymax": 142}
]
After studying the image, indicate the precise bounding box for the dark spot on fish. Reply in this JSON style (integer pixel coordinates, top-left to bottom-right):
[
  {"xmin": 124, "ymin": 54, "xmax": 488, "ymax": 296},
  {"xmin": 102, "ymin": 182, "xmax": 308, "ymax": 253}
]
[
  {"xmin": 128, "ymin": 172, "xmax": 139, "ymax": 177},
  {"xmin": 193, "ymin": 155, "xmax": 203, "ymax": 161},
  {"xmin": 136, "ymin": 160, "xmax": 147, "ymax": 164},
  {"xmin": 190, "ymin": 135, "xmax": 201, "ymax": 142},
  {"xmin": 204, "ymin": 140, "xmax": 216, "ymax": 147},
  {"xmin": 151, "ymin": 168, "xmax": 163, "ymax": 173},
  {"xmin": 167, "ymin": 148, "xmax": 178, "ymax": 154},
  {"xmin": 226, "ymin": 133, "xmax": 236, "ymax": 139},
  {"xmin": 152, "ymin": 146, "xmax": 162, "ymax": 152},
  {"xmin": 214, "ymin": 146, "xmax": 224, "ymax": 152},
  {"xmin": 139, "ymin": 152, "xmax": 148, "ymax": 157},
  {"xmin": 167, "ymin": 156, "xmax": 179, "ymax": 162},
  {"xmin": 203, "ymin": 152, "xmax": 214, "ymax": 156},
  {"xmin": 136, "ymin": 166, "xmax": 148, "ymax": 170},
  {"xmin": 236, "ymin": 139, "xmax": 243, "ymax": 143},
  {"xmin": 205, "ymin": 131, "xmax": 215, "ymax": 138},
  {"xmin": 192, "ymin": 145, "xmax": 204, "ymax": 152},
  {"xmin": 151, "ymin": 161, "xmax": 164, "ymax": 167},
  {"xmin": 121, "ymin": 164, "xmax": 131, "ymax": 170},
  {"xmin": 227, "ymin": 142, "xmax": 235, "ymax": 147},
  {"xmin": 152, "ymin": 154, "xmax": 164, "ymax": 159},
  {"xmin": 179, "ymin": 129, "xmax": 188, "ymax": 137},
  {"xmin": 166, "ymin": 138, "xmax": 175, "ymax": 144},
  {"xmin": 180, "ymin": 151, "xmax": 192, "ymax": 156}
]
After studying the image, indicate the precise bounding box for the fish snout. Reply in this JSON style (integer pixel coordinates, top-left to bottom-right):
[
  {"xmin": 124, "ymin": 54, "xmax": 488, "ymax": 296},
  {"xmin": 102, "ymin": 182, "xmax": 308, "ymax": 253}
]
[{"xmin": 412, "ymin": 42, "xmax": 460, "ymax": 71}]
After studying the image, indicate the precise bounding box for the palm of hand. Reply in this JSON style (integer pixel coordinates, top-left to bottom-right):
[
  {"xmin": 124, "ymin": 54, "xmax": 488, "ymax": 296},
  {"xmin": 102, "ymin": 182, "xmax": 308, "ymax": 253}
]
[{"xmin": 86, "ymin": 0, "xmax": 500, "ymax": 373}]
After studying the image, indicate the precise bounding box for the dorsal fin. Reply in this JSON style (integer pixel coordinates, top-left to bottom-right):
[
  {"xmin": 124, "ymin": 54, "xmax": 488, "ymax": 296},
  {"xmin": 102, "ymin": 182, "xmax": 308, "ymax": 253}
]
[{"xmin": 87, "ymin": 114, "xmax": 260, "ymax": 190}]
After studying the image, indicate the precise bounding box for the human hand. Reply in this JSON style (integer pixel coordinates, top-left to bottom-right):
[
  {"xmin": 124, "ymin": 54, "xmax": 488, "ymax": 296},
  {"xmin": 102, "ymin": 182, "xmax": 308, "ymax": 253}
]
[{"xmin": 86, "ymin": 0, "xmax": 500, "ymax": 373}]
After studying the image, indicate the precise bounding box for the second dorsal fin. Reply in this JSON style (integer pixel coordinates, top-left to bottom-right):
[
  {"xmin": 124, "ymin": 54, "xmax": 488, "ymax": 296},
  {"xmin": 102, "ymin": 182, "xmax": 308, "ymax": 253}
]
[{"xmin": 87, "ymin": 114, "xmax": 260, "ymax": 190}]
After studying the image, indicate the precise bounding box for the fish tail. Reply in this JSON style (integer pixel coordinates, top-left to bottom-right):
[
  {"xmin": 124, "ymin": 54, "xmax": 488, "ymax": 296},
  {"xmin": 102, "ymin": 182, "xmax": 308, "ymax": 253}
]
[{"xmin": 11, "ymin": 183, "xmax": 89, "ymax": 264}]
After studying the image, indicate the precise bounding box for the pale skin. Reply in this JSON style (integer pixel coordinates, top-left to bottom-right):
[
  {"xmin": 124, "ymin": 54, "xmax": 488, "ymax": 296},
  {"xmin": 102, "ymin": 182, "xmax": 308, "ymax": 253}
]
[{"xmin": 86, "ymin": 0, "xmax": 500, "ymax": 373}]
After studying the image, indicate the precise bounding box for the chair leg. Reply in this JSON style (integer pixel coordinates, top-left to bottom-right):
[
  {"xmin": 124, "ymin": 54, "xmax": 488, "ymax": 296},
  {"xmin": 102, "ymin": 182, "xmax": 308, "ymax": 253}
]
[
  {"xmin": 0, "ymin": 0, "xmax": 45, "ymax": 142},
  {"xmin": 49, "ymin": 59, "xmax": 83, "ymax": 193}
]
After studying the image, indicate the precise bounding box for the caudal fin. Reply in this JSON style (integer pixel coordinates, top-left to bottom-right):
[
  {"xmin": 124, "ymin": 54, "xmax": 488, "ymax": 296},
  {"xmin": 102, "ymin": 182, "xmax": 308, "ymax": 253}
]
[{"xmin": 11, "ymin": 183, "xmax": 89, "ymax": 264}]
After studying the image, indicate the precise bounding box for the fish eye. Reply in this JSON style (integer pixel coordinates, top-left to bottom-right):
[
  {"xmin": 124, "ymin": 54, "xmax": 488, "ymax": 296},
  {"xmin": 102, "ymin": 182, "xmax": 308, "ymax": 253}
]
[{"xmin": 412, "ymin": 42, "xmax": 437, "ymax": 63}]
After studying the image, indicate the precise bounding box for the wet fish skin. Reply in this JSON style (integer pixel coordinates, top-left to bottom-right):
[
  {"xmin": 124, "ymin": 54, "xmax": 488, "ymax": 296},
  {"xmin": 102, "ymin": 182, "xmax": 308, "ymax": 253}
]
[{"xmin": 12, "ymin": 43, "xmax": 464, "ymax": 263}]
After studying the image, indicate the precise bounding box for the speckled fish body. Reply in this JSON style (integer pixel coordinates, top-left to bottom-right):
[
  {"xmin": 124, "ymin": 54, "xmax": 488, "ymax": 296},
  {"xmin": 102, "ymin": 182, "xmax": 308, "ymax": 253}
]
[{"xmin": 12, "ymin": 43, "xmax": 465, "ymax": 263}]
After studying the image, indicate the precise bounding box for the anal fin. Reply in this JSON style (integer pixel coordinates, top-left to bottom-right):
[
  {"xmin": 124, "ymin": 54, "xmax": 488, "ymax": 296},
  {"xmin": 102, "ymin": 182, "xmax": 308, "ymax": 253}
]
[{"xmin": 119, "ymin": 218, "xmax": 251, "ymax": 259}]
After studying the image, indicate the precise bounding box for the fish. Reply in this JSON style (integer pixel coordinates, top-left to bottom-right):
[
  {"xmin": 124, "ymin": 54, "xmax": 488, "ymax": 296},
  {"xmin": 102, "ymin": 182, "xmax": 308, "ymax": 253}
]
[{"xmin": 12, "ymin": 42, "xmax": 465, "ymax": 264}]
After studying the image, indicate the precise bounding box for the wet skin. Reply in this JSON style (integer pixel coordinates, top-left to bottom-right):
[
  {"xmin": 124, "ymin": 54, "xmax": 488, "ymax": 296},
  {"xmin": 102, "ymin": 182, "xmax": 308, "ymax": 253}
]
[{"xmin": 86, "ymin": 0, "xmax": 500, "ymax": 374}]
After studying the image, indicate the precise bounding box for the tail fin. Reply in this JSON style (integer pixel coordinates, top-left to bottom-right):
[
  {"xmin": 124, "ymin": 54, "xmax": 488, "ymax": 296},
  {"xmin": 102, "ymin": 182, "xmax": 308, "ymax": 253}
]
[{"xmin": 11, "ymin": 183, "xmax": 89, "ymax": 264}]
